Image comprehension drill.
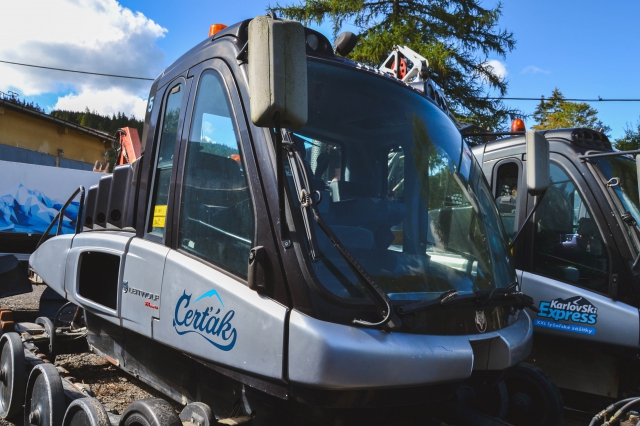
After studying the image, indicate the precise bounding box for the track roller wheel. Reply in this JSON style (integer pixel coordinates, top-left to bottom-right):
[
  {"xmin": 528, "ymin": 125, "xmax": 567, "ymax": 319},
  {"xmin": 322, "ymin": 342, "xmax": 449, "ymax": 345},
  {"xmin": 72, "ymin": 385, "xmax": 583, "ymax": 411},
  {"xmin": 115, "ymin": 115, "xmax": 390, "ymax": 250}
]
[
  {"xmin": 24, "ymin": 363, "xmax": 66, "ymax": 426},
  {"xmin": 179, "ymin": 402, "xmax": 213, "ymax": 426},
  {"xmin": 35, "ymin": 317, "xmax": 56, "ymax": 362},
  {"xmin": 0, "ymin": 332, "xmax": 26, "ymax": 419},
  {"xmin": 504, "ymin": 363, "xmax": 563, "ymax": 426},
  {"xmin": 63, "ymin": 397, "xmax": 110, "ymax": 426},
  {"xmin": 119, "ymin": 398, "xmax": 181, "ymax": 426}
]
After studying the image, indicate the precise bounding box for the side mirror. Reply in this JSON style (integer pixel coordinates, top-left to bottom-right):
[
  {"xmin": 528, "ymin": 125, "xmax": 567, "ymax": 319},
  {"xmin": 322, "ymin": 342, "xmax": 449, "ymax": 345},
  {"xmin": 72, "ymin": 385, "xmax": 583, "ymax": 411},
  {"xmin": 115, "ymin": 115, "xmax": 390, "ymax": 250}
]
[
  {"xmin": 526, "ymin": 130, "xmax": 550, "ymax": 195},
  {"xmin": 248, "ymin": 15, "xmax": 307, "ymax": 129}
]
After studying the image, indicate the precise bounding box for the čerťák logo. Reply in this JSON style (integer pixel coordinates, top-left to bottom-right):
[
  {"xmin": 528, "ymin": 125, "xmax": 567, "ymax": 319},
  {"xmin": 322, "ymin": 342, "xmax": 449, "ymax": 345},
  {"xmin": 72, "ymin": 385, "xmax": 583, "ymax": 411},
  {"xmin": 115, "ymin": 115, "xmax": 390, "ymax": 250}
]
[{"xmin": 173, "ymin": 289, "xmax": 237, "ymax": 351}]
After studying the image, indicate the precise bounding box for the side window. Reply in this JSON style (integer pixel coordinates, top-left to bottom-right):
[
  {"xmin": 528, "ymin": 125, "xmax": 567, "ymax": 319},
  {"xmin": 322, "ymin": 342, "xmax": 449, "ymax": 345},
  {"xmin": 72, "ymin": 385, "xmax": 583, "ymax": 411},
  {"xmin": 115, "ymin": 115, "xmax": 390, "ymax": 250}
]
[
  {"xmin": 533, "ymin": 163, "xmax": 608, "ymax": 294},
  {"xmin": 178, "ymin": 71, "xmax": 254, "ymax": 279},
  {"xmin": 149, "ymin": 83, "xmax": 184, "ymax": 237},
  {"xmin": 495, "ymin": 162, "xmax": 519, "ymax": 240}
]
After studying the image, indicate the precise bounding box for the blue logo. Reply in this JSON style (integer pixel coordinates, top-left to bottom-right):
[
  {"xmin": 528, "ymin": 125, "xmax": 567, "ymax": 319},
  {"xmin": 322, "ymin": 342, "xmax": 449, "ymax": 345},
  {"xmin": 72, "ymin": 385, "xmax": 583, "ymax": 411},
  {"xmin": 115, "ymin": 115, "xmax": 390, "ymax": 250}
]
[
  {"xmin": 173, "ymin": 289, "xmax": 237, "ymax": 351},
  {"xmin": 537, "ymin": 296, "xmax": 598, "ymax": 324}
]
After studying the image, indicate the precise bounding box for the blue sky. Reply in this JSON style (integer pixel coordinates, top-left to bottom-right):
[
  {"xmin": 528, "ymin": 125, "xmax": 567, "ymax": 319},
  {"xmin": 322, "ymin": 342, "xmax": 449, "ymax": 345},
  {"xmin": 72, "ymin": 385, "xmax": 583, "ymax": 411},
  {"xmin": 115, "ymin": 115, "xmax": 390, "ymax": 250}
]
[{"xmin": 1, "ymin": 0, "xmax": 638, "ymax": 140}]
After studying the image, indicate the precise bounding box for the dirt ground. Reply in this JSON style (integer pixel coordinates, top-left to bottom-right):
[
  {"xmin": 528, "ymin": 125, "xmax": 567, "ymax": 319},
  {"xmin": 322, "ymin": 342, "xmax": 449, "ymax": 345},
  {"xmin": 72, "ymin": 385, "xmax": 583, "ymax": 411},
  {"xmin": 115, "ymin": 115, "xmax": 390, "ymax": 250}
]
[
  {"xmin": 0, "ymin": 285, "xmax": 589, "ymax": 426},
  {"xmin": 0, "ymin": 285, "xmax": 179, "ymax": 426}
]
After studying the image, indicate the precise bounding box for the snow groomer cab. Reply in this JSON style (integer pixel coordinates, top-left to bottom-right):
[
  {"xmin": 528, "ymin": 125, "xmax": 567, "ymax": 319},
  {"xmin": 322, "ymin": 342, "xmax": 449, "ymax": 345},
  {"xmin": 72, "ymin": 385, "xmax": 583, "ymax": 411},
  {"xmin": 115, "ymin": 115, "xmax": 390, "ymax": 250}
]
[
  {"xmin": 470, "ymin": 126, "xmax": 640, "ymax": 410},
  {"xmin": 31, "ymin": 14, "xmax": 541, "ymax": 425}
]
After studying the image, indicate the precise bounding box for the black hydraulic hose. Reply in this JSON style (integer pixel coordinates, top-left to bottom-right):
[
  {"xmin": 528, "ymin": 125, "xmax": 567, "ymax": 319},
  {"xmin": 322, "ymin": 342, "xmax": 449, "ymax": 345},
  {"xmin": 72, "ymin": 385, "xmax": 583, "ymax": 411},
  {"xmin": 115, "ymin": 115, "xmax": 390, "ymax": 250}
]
[
  {"xmin": 309, "ymin": 203, "xmax": 397, "ymax": 329},
  {"xmin": 604, "ymin": 397, "xmax": 640, "ymax": 425},
  {"xmin": 53, "ymin": 301, "xmax": 75, "ymax": 328},
  {"xmin": 283, "ymin": 139, "xmax": 399, "ymax": 330},
  {"xmin": 74, "ymin": 186, "xmax": 86, "ymax": 235},
  {"xmin": 588, "ymin": 397, "xmax": 640, "ymax": 426},
  {"xmin": 36, "ymin": 186, "xmax": 85, "ymax": 249}
]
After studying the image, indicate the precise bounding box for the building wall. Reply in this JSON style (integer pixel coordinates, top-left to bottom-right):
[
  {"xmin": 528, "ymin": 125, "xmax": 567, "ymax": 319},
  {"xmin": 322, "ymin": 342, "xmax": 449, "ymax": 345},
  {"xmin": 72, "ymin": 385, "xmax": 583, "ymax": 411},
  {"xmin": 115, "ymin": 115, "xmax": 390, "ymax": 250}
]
[
  {"xmin": 0, "ymin": 145, "xmax": 94, "ymax": 171},
  {"xmin": 0, "ymin": 105, "xmax": 108, "ymax": 166}
]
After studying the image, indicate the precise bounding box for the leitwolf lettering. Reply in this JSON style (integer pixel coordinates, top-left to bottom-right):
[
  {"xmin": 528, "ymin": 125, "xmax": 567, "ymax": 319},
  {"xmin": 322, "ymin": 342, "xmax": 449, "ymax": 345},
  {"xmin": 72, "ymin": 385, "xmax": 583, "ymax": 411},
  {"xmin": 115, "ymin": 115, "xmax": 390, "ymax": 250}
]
[
  {"xmin": 173, "ymin": 290, "xmax": 237, "ymax": 351},
  {"xmin": 122, "ymin": 281, "xmax": 160, "ymax": 301},
  {"xmin": 537, "ymin": 296, "xmax": 598, "ymax": 325}
]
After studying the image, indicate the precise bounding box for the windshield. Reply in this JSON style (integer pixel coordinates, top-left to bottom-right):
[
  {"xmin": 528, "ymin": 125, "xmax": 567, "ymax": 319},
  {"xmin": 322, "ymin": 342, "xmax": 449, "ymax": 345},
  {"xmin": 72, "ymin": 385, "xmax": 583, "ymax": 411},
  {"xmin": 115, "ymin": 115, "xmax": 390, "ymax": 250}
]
[
  {"xmin": 286, "ymin": 59, "xmax": 516, "ymax": 302},
  {"xmin": 592, "ymin": 155, "xmax": 640, "ymax": 249}
]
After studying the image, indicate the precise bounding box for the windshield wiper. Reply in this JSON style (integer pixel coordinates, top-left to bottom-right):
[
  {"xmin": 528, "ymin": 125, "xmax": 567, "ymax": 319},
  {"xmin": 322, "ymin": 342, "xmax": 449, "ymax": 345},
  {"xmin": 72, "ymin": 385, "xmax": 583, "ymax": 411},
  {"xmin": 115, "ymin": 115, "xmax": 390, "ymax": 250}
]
[
  {"xmin": 397, "ymin": 282, "xmax": 538, "ymax": 315},
  {"xmin": 282, "ymin": 133, "xmax": 402, "ymax": 330}
]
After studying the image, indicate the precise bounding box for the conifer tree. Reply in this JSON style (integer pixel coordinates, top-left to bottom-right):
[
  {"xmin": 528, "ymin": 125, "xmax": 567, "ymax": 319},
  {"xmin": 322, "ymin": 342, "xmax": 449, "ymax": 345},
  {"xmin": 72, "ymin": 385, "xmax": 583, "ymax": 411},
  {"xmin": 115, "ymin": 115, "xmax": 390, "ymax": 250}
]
[
  {"xmin": 614, "ymin": 119, "xmax": 640, "ymax": 151},
  {"xmin": 269, "ymin": 0, "xmax": 521, "ymax": 129},
  {"xmin": 532, "ymin": 88, "xmax": 610, "ymax": 135}
]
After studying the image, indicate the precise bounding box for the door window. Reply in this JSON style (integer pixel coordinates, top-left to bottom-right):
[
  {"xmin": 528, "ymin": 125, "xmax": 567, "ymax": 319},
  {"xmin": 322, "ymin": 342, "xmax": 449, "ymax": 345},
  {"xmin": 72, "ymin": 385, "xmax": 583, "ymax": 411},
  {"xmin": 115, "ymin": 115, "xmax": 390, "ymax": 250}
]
[
  {"xmin": 149, "ymin": 83, "xmax": 184, "ymax": 237},
  {"xmin": 495, "ymin": 162, "xmax": 519, "ymax": 240},
  {"xmin": 178, "ymin": 71, "xmax": 254, "ymax": 279},
  {"xmin": 532, "ymin": 163, "xmax": 608, "ymax": 293}
]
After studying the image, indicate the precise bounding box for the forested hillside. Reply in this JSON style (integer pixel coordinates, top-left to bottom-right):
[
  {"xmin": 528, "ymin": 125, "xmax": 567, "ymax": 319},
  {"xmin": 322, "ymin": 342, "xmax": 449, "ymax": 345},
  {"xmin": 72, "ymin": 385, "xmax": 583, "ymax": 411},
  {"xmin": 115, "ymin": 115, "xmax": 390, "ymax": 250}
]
[{"xmin": 51, "ymin": 108, "xmax": 143, "ymax": 136}]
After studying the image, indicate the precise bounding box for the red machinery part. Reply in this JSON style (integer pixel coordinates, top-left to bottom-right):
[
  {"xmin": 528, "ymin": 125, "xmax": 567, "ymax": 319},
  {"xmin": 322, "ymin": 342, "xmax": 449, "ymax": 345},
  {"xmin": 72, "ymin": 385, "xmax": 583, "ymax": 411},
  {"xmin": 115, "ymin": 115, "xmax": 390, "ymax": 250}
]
[{"xmin": 117, "ymin": 127, "xmax": 142, "ymax": 166}]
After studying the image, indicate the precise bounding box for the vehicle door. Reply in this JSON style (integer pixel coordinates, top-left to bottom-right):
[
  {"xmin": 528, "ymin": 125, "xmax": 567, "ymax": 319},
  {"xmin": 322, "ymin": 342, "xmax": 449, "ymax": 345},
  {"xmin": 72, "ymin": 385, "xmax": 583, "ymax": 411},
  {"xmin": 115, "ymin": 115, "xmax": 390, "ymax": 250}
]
[
  {"xmin": 151, "ymin": 59, "xmax": 288, "ymax": 381},
  {"xmin": 118, "ymin": 76, "xmax": 191, "ymax": 336},
  {"xmin": 518, "ymin": 155, "xmax": 638, "ymax": 349}
]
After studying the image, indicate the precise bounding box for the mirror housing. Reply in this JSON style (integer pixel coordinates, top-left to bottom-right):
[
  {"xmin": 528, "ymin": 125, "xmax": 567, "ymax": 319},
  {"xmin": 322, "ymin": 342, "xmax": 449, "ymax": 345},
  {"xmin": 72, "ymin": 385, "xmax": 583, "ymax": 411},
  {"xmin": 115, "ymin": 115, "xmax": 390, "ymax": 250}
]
[
  {"xmin": 526, "ymin": 130, "xmax": 550, "ymax": 195},
  {"xmin": 248, "ymin": 15, "xmax": 308, "ymax": 129},
  {"xmin": 334, "ymin": 32, "xmax": 358, "ymax": 56}
]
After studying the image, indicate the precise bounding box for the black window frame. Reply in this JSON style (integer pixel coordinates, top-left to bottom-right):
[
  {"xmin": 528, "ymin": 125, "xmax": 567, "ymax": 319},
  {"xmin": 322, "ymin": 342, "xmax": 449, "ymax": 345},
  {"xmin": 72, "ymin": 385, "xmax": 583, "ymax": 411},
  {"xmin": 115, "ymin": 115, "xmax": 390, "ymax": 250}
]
[
  {"xmin": 144, "ymin": 75, "xmax": 190, "ymax": 247},
  {"xmin": 492, "ymin": 159, "xmax": 524, "ymax": 240},
  {"xmin": 171, "ymin": 60, "xmax": 259, "ymax": 284},
  {"xmin": 526, "ymin": 157, "xmax": 612, "ymax": 296}
]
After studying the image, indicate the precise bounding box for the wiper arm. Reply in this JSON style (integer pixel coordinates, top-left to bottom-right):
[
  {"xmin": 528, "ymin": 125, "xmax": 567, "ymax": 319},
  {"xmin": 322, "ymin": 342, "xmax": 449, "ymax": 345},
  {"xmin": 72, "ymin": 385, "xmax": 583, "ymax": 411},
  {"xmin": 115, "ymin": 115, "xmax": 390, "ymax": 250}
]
[
  {"xmin": 397, "ymin": 282, "xmax": 538, "ymax": 315},
  {"xmin": 397, "ymin": 289, "xmax": 469, "ymax": 315},
  {"xmin": 282, "ymin": 134, "xmax": 320, "ymax": 260},
  {"xmin": 282, "ymin": 134, "xmax": 401, "ymax": 330},
  {"xmin": 477, "ymin": 281, "xmax": 538, "ymax": 312}
]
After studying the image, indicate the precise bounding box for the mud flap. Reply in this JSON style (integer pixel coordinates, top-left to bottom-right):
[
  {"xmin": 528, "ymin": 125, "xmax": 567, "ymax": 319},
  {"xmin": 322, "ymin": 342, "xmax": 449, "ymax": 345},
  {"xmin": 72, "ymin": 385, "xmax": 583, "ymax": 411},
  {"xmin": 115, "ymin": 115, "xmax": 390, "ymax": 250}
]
[{"xmin": 0, "ymin": 255, "xmax": 33, "ymax": 299}]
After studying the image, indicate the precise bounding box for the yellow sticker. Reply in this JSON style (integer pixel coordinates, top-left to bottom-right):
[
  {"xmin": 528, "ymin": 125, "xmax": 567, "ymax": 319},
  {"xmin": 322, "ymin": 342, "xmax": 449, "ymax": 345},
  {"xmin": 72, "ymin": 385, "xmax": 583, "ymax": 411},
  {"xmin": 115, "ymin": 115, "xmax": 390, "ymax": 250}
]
[
  {"xmin": 152, "ymin": 216, "xmax": 166, "ymax": 228},
  {"xmin": 153, "ymin": 205, "xmax": 167, "ymax": 228},
  {"xmin": 154, "ymin": 205, "xmax": 167, "ymax": 216}
]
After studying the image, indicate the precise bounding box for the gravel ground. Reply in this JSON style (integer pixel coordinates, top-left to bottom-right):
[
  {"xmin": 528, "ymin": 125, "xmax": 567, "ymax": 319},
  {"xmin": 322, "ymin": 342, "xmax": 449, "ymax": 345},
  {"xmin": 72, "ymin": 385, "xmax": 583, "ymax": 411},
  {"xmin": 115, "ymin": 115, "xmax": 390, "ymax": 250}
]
[
  {"xmin": 0, "ymin": 285, "xmax": 589, "ymax": 426},
  {"xmin": 0, "ymin": 285, "xmax": 180, "ymax": 426}
]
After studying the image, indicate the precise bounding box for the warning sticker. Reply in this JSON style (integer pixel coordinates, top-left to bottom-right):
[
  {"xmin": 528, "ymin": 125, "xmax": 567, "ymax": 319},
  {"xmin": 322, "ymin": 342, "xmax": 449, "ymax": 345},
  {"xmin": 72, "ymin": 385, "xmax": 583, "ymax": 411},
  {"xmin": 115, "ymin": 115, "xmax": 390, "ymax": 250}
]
[
  {"xmin": 154, "ymin": 205, "xmax": 167, "ymax": 216},
  {"xmin": 153, "ymin": 205, "xmax": 167, "ymax": 228}
]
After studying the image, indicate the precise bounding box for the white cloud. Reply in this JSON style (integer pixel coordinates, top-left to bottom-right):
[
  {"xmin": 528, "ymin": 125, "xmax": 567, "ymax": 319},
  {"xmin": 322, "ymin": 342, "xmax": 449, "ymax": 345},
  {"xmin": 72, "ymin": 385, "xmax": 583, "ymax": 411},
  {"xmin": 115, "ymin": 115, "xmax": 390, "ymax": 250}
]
[
  {"xmin": 54, "ymin": 87, "xmax": 147, "ymax": 120},
  {"xmin": 521, "ymin": 65, "xmax": 550, "ymax": 75},
  {"xmin": 0, "ymin": 0, "xmax": 166, "ymax": 114},
  {"xmin": 481, "ymin": 60, "xmax": 508, "ymax": 80}
]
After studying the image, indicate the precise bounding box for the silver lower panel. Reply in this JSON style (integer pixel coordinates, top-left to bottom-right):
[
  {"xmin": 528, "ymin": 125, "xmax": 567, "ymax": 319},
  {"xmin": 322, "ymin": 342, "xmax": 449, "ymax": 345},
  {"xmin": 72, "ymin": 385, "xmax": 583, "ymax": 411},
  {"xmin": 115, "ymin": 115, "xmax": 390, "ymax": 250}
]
[{"xmin": 287, "ymin": 309, "xmax": 532, "ymax": 389}]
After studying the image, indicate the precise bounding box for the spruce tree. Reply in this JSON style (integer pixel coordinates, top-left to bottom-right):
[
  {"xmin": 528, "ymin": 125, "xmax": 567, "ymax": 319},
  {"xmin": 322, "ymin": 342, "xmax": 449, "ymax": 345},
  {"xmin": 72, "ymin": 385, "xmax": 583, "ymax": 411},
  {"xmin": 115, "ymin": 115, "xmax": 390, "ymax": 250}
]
[
  {"xmin": 614, "ymin": 119, "xmax": 640, "ymax": 151},
  {"xmin": 269, "ymin": 0, "xmax": 521, "ymax": 129},
  {"xmin": 532, "ymin": 88, "xmax": 610, "ymax": 135}
]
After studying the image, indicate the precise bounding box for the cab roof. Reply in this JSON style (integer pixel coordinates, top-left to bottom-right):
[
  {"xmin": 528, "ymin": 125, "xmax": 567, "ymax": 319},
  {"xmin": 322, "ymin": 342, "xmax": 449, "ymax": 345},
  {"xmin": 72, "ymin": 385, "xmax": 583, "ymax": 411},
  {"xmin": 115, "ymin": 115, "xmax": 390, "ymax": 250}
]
[
  {"xmin": 153, "ymin": 18, "xmax": 339, "ymax": 89},
  {"xmin": 473, "ymin": 127, "xmax": 612, "ymax": 156}
]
